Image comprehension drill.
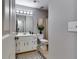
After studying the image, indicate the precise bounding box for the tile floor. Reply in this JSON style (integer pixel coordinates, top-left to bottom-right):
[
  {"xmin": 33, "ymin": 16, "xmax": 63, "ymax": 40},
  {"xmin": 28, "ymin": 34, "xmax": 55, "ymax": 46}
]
[{"xmin": 16, "ymin": 51, "xmax": 44, "ymax": 59}]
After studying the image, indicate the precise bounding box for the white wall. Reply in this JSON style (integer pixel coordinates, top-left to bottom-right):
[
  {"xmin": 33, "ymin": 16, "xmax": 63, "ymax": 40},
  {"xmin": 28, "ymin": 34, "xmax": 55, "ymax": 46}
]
[
  {"xmin": 48, "ymin": 0, "xmax": 77, "ymax": 59},
  {"xmin": 16, "ymin": 5, "xmax": 48, "ymax": 33}
]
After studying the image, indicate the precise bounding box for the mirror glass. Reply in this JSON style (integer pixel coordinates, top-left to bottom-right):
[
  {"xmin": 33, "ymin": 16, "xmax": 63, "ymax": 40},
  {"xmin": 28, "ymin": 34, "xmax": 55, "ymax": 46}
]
[{"xmin": 16, "ymin": 14, "xmax": 34, "ymax": 33}]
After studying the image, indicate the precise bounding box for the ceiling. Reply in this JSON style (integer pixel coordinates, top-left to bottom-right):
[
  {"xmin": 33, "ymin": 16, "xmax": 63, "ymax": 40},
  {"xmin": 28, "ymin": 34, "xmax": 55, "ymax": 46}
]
[{"xmin": 16, "ymin": 0, "xmax": 48, "ymax": 10}]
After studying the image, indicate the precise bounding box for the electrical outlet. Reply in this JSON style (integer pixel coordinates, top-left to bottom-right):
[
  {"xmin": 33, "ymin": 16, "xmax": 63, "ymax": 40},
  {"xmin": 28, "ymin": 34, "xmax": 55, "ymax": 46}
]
[{"xmin": 68, "ymin": 21, "xmax": 77, "ymax": 32}]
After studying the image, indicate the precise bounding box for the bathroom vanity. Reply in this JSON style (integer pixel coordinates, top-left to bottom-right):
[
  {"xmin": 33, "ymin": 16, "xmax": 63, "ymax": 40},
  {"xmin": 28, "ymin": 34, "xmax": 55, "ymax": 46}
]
[
  {"xmin": 15, "ymin": 33, "xmax": 37, "ymax": 54},
  {"xmin": 15, "ymin": 33, "xmax": 48, "ymax": 59}
]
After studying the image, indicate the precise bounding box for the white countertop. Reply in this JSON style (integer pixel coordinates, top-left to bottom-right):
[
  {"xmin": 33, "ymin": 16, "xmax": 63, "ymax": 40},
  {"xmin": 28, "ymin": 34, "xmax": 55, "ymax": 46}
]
[
  {"xmin": 16, "ymin": 33, "xmax": 37, "ymax": 37},
  {"xmin": 40, "ymin": 39, "xmax": 48, "ymax": 43}
]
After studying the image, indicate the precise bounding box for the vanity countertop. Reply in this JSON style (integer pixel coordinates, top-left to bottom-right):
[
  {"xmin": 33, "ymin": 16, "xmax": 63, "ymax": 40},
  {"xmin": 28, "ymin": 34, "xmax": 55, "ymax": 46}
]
[{"xmin": 16, "ymin": 33, "xmax": 37, "ymax": 37}]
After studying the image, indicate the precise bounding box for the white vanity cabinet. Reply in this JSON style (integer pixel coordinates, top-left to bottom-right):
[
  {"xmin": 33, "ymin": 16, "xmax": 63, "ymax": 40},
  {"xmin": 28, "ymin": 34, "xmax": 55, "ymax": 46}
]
[{"xmin": 16, "ymin": 36, "xmax": 37, "ymax": 53}]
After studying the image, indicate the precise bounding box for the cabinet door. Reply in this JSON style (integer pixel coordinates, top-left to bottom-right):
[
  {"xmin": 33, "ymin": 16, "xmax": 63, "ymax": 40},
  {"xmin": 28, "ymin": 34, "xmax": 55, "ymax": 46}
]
[
  {"xmin": 33, "ymin": 39, "xmax": 37, "ymax": 49},
  {"xmin": 24, "ymin": 39, "xmax": 30, "ymax": 51},
  {"xmin": 19, "ymin": 37, "xmax": 25, "ymax": 52},
  {"xmin": 25, "ymin": 37, "xmax": 31, "ymax": 51},
  {"xmin": 28, "ymin": 37, "xmax": 37, "ymax": 50},
  {"xmin": 31, "ymin": 39, "xmax": 37, "ymax": 50},
  {"xmin": 16, "ymin": 37, "xmax": 25, "ymax": 53},
  {"xmin": 16, "ymin": 39, "xmax": 20, "ymax": 53},
  {"xmin": 18, "ymin": 37, "xmax": 29, "ymax": 52},
  {"xmin": 22, "ymin": 38, "xmax": 30, "ymax": 52}
]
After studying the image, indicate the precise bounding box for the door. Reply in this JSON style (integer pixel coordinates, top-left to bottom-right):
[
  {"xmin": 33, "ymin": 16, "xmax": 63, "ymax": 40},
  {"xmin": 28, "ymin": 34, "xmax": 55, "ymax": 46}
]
[
  {"xmin": 2, "ymin": 0, "xmax": 16, "ymax": 59},
  {"xmin": 43, "ymin": 18, "xmax": 48, "ymax": 40}
]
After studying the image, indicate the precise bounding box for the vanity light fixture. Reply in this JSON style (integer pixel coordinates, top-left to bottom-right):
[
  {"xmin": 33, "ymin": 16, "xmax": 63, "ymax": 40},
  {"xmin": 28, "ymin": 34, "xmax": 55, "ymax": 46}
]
[
  {"xmin": 27, "ymin": 11, "xmax": 30, "ymax": 15},
  {"xmin": 29, "ymin": 11, "xmax": 33, "ymax": 15},
  {"xmin": 16, "ymin": 10, "xmax": 33, "ymax": 15}
]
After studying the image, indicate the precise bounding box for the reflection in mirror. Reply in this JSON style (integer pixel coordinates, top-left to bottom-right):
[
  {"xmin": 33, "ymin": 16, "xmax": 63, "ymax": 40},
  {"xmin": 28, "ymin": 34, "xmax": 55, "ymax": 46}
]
[
  {"xmin": 16, "ymin": 14, "xmax": 34, "ymax": 33},
  {"xmin": 16, "ymin": 15, "xmax": 26, "ymax": 32}
]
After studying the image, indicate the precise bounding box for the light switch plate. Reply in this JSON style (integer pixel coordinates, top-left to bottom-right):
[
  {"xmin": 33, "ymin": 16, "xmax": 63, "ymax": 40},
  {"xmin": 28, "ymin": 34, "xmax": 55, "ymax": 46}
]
[{"xmin": 68, "ymin": 21, "xmax": 77, "ymax": 32}]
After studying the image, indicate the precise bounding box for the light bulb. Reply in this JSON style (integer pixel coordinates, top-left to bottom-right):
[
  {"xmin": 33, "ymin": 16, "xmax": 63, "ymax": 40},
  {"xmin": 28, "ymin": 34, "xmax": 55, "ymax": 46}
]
[
  {"xmin": 16, "ymin": 10, "xmax": 19, "ymax": 13},
  {"xmin": 24, "ymin": 11, "xmax": 27, "ymax": 14},
  {"xmin": 30, "ymin": 11, "xmax": 33, "ymax": 15},
  {"xmin": 20, "ymin": 10, "xmax": 24, "ymax": 14},
  {"xmin": 27, "ymin": 11, "xmax": 29, "ymax": 15}
]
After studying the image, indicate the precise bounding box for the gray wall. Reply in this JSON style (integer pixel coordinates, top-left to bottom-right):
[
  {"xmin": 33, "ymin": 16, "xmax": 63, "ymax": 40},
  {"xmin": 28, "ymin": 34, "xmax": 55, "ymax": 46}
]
[
  {"xmin": 16, "ymin": 5, "xmax": 48, "ymax": 33},
  {"xmin": 2, "ymin": 0, "xmax": 16, "ymax": 59},
  {"xmin": 48, "ymin": 0, "xmax": 77, "ymax": 59},
  {"xmin": 2, "ymin": 0, "xmax": 16, "ymax": 36}
]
